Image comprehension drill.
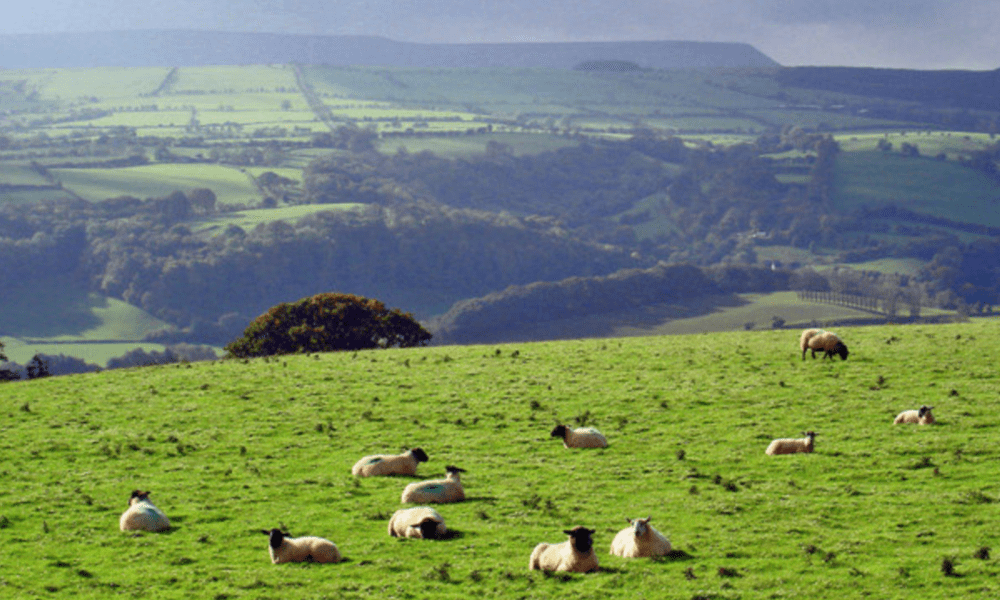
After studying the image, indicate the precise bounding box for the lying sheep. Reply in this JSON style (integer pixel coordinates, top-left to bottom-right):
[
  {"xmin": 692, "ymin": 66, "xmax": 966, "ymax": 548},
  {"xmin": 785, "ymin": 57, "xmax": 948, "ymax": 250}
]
[
  {"xmin": 529, "ymin": 526, "xmax": 599, "ymax": 573},
  {"xmin": 387, "ymin": 506, "xmax": 447, "ymax": 539},
  {"xmin": 801, "ymin": 329, "xmax": 849, "ymax": 361},
  {"xmin": 609, "ymin": 516, "xmax": 672, "ymax": 558},
  {"xmin": 550, "ymin": 424, "xmax": 608, "ymax": 449},
  {"xmin": 401, "ymin": 466, "xmax": 466, "ymax": 504},
  {"xmin": 352, "ymin": 447, "xmax": 429, "ymax": 477},
  {"xmin": 765, "ymin": 431, "xmax": 817, "ymax": 455},
  {"xmin": 894, "ymin": 405, "xmax": 935, "ymax": 425},
  {"xmin": 261, "ymin": 528, "xmax": 341, "ymax": 564},
  {"xmin": 119, "ymin": 490, "xmax": 170, "ymax": 532}
]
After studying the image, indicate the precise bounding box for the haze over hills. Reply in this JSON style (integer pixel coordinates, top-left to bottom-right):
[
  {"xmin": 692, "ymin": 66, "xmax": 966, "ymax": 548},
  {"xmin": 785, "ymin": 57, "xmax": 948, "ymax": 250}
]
[{"xmin": 0, "ymin": 30, "xmax": 779, "ymax": 70}]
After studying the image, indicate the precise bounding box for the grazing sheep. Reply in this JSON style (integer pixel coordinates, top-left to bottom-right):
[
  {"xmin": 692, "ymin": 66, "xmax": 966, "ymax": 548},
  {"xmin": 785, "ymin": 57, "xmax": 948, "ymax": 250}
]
[
  {"xmin": 799, "ymin": 328, "xmax": 822, "ymax": 359},
  {"xmin": 387, "ymin": 506, "xmax": 447, "ymax": 539},
  {"xmin": 352, "ymin": 447, "xmax": 429, "ymax": 477},
  {"xmin": 765, "ymin": 431, "xmax": 817, "ymax": 455},
  {"xmin": 261, "ymin": 528, "xmax": 341, "ymax": 564},
  {"xmin": 400, "ymin": 466, "xmax": 466, "ymax": 504},
  {"xmin": 801, "ymin": 329, "xmax": 849, "ymax": 361},
  {"xmin": 609, "ymin": 516, "xmax": 672, "ymax": 558},
  {"xmin": 529, "ymin": 526, "xmax": 599, "ymax": 573},
  {"xmin": 119, "ymin": 490, "xmax": 170, "ymax": 532},
  {"xmin": 550, "ymin": 424, "xmax": 608, "ymax": 449},
  {"xmin": 894, "ymin": 405, "xmax": 936, "ymax": 425}
]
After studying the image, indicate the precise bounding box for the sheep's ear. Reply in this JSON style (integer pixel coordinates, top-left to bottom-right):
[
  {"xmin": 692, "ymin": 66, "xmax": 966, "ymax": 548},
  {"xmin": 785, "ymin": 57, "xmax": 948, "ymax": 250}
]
[
  {"xmin": 624, "ymin": 517, "xmax": 631, "ymax": 524},
  {"xmin": 646, "ymin": 515, "xmax": 652, "ymax": 522},
  {"xmin": 563, "ymin": 529, "xmax": 575, "ymax": 536}
]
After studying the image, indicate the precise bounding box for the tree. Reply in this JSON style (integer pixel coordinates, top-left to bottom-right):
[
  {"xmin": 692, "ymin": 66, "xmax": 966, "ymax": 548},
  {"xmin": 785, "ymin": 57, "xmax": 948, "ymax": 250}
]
[
  {"xmin": 224, "ymin": 293, "xmax": 432, "ymax": 358},
  {"xmin": 26, "ymin": 354, "xmax": 50, "ymax": 379}
]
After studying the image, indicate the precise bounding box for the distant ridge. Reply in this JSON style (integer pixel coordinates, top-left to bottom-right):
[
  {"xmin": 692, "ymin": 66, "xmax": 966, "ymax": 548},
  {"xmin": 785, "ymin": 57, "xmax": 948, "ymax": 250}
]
[{"xmin": 0, "ymin": 30, "xmax": 779, "ymax": 70}]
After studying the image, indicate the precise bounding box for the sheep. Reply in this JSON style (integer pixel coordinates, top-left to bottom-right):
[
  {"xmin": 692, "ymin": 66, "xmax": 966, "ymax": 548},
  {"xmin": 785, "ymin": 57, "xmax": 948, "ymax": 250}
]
[
  {"xmin": 387, "ymin": 506, "xmax": 447, "ymax": 539},
  {"xmin": 400, "ymin": 465, "xmax": 466, "ymax": 504},
  {"xmin": 352, "ymin": 447, "xmax": 429, "ymax": 477},
  {"xmin": 799, "ymin": 328, "xmax": 822, "ymax": 360},
  {"xmin": 800, "ymin": 329, "xmax": 849, "ymax": 361},
  {"xmin": 550, "ymin": 424, "xmax": 608, "ymax": 449},
  {"xmin": 609, "ymin": 516, "xmax": 672, "ymax": 558},
  {"xmin": 261, "ymin": 528, "xmax": 341, "ymax": 564},
  {"xmin": 765, "ymin": 431, "xmax": 817, "ymax": 455},
  {"xmin": 119, "ymin": 490, "xmax": 170, "ymax": 532},
  {"xmin": 894, "ymin": 405, "xmax": 936, "ymax": 425},
  {"xmin": 529, "ymin": 526, "xmax": 599, "ymax": 573}
]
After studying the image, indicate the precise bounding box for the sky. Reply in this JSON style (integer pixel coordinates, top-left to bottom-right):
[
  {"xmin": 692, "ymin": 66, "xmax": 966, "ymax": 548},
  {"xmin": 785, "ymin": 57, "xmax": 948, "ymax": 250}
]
[{"xmin": 2, "ymin": 0, "xmax": 997, "ymax": 70}]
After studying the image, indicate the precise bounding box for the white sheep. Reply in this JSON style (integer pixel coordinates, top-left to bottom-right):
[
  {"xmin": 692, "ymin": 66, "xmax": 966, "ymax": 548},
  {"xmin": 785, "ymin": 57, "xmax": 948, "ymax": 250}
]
[
  {"xmin": 799, "ymin": 328, "xmax": 823, "ymax": 360},
  {"xmin": 261, "ymin": 528, "xmax": 341, "ymax": 564},
  {"xmin": 119, "ymin": 490, "xmax": 170, "ymax": 532},
  {"xmin": 765, "ymin": 431, "xmax": 817, "ymax": 455},
  {"xmin": 894, "ymin": 405, "xmax": 935, "ymax": 425},
  {"xmin": 550, "ymin": 424, "xmax": 608, "ymax": 449},
  {"xmin": 400, "ymin": 466, "xmax": 466, "ymax": 504},
  {"xmin": 800, "ymin": 329, "xmax": 849, "ymax": 361},
  {"xmin": 387, "ymin": 506, "xmax": 447, "ymax": 539},
  {"xmin": 609, "ymin": 516, "xmax": 672, "ymax": 558},
  {"xmin": 352, "ymin": 447, "xmax": 429, "ymax": 477},
  {"xmin": 529, "ymin": 526, "xmax": 599, "ymax": 573}
]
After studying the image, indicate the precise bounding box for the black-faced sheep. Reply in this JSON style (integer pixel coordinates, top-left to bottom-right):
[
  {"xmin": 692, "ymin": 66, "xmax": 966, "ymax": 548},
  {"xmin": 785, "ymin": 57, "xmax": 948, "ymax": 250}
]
[
  {"xmin": 609, "ymin": 516, "xmax": 672, "ymax": 558},
  {"xmin": 550, "ymin": 424, "xmax": 608, "ymax": 448},
  {"xmin": 894, "ymin": 405, "xmax": 935, "ymax": 425},
  {"xmin": 352, "ymin": 447, "xmax": 429, "ymax": 477},
  {"xmin": 119, "ymin": 490, "xmax": 170, "ymax": 532},
  {"xmin": 800, "ymin": 328, "xmax": 849, "ymax": 360},
  {"xmin": 765, "ymin": 431, "xmax": 817, "ymax": 455},
  {"xmin": 400, "ymin": 465, "xmax": 466, "ymax": 504},
  {"xmin": 261, "ymin": 528, "xmax": 341, "ymax": 564},
  {"xmin": 529, "ymin": 526, "xmax": 599, "ymax": 573},
  {"xmin": 387, "ymin": 506, "xmax": 447, "ymax": 539}
]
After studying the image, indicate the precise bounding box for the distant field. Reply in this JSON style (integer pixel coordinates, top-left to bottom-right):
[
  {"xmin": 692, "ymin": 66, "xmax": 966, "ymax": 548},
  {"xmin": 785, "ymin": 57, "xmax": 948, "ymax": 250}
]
[
  {"xmin": 1, "ymin": 339, "xmax": 168, "ymax": 367},
  {"xmin": 832, "ymin": 151, "xmax": 1000, "ymax": 226},
  {"xmin": 376, "ymin": 132, "xmax": 580, "ymax": 158},
  {"xmin": 169, "ymin": 65, "xmax": 298, "ymax": 92},
  {"xmin": 611, "ymin": 290, "xmax": 947, "ymax": 337},
  {"xmin": 190, "ymin": 203, "xmax": 363, "ymax": 235},
  {"xmin": 51, "ymin": 164, "xmax": 262, "ymax": 205}
]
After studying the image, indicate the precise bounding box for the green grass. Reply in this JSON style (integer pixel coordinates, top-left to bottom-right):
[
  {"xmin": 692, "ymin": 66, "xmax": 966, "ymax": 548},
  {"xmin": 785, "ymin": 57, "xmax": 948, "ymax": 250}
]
[
  {"xmin": 2, "ymin": 321, "xmax": 1000, "ymax": 598},
  {"xmin": 51, "ymin": 164, "xmax": 261, "ymax": 205},
  {"xmin": 832, "ymin": 151, "xmax": 1000, "ymax": 226}
]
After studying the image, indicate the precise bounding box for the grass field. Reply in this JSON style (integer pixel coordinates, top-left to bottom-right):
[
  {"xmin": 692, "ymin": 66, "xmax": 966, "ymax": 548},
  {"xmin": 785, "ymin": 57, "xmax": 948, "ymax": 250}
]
[
  {"xmin": 832, "ymin": 151, "xmax": 1000, "ymax": 227},
  {"xmin": 1, "ymin": 320, "xmax": 999, "ymax": 599},
  {"xmin": 51, "ymin": 164, "xmax": 262, "ymax": 205}
]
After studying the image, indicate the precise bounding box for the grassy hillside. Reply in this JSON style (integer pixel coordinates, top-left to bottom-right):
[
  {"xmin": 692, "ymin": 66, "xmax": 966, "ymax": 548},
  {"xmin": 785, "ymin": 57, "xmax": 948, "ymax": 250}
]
[{"xmin": 2, "ymin": 321, "xmax": 999, "ymax": 598}]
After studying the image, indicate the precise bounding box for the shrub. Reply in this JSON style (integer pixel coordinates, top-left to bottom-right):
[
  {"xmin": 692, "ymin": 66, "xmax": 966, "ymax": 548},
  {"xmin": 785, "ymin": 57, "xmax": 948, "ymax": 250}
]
[{"xmin": 225, "ymin": 293, "xmax": 431, "ymax": 358}]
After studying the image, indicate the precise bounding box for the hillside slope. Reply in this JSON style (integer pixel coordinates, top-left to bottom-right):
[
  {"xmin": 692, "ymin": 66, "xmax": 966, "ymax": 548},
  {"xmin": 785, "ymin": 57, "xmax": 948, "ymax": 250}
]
[
  {"xmin": 0, "ymin": 30, "xmax": 778, "ymax": 69},
  {"xmin": 2, "ymin": 321, "xmax": 999, "ymax": 598}
]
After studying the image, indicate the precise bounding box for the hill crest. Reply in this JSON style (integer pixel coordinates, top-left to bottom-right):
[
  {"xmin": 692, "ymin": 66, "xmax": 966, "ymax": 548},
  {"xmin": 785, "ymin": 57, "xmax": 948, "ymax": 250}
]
[{"xmin": 0, "ymin": 30, "xmax": 779, "ymax": 69}]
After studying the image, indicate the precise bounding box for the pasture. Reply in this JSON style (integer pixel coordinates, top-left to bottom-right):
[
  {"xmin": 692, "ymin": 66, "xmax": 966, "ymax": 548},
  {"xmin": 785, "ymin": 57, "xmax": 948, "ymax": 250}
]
[
  {"xmin": 2, "ymin": 321, "xmax": 999, "ymax": 599},
  {"xmin": 50, "ymin": 164, "xmax": 262, "ymax": 206}
]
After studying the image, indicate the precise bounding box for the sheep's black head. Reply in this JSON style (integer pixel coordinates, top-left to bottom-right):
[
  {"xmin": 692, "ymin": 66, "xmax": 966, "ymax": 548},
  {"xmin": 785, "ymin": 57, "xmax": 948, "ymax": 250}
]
[
  {"xmin": 550, "ymin": 425, "xmax": 568, "ymax": 439},
  {"xmin": 418, "ymin": 518, "xmax": 440, "ymax": 539},
  {"xmin": 263, "ymin": 528, "xmax": 288, "ymax": 549},
  {"xmin": 444, "ymin": 465, "xmax": 466, "ymax": 476},
  {"xmin": 410, "ymin": 448, "xmax": 429, "ymax": 463},
  {"xmin": 835, "ymin": 343, "xmax": 849, "ymax": 360},
  {"xmin": 128, "ymin": 490, "xmax": 150, "ymax": 506},
  {"xmin": 918, "ymin": 406, "xmax": 934, "ymax": 418},
  {"xmin": 563, "ymin": 526, "xmax": 595, "ymax": 553}
]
